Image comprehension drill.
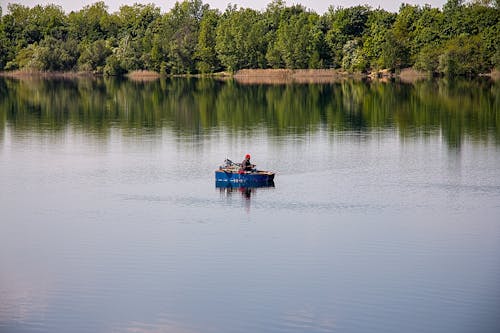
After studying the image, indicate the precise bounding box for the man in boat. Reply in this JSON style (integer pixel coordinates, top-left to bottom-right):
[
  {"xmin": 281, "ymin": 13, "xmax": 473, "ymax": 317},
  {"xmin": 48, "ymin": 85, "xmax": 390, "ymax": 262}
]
[{"xmin": 241, "ymin": 154, "xmax": 254, "ymax": 172}]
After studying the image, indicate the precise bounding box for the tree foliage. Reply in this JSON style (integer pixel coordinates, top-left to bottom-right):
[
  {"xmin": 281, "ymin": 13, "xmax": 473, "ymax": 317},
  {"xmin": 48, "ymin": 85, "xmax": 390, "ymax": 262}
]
[
  {"xmin": 0, "ymin": 0, "xmax": 498, "ymax": 76},
  {"xmin": 325, "ymin": 5, "xmax": 371, "ymax": 67},
  {"xmin": 272, "ymin": 11, "xmax": 322, "ymax": 69},
  {"xmin": 215, "ymin": 6, "xmax": 267, "ymax": 72},
  {"xmin": 196, "ymin": 9, "xmax": 221, "ymax": 73}
]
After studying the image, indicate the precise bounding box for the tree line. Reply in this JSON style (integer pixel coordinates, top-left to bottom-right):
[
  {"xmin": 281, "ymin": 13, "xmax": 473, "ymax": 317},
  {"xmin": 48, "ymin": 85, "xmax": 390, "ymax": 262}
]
[{"xmin": 0, "ymin": 0, "xmax": 498, "ymax": 76}]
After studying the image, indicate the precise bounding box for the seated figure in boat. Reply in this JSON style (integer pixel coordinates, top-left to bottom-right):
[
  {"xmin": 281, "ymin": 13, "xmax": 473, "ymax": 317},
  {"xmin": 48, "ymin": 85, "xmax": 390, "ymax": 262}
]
[{"xmin": 241, "ymin": 154, "xmax": 255, "ymax": 171}]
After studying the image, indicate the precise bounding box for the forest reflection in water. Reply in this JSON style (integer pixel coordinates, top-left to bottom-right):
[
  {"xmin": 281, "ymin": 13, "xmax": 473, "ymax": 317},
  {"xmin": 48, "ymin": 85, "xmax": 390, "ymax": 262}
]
[{"xmin": 0, "ymin": 76, "xmax": 498, "ymax": 148}]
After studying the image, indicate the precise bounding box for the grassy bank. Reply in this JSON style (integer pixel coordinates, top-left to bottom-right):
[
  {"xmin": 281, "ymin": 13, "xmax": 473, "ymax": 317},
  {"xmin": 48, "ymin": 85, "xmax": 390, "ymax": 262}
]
[
  {"xmin": 0, "ymin": 70, "xmax": 96, "ymax": 78},
  {"xmin": 1, "ymin": 68, "xmax": 497, "ymax": 83}
]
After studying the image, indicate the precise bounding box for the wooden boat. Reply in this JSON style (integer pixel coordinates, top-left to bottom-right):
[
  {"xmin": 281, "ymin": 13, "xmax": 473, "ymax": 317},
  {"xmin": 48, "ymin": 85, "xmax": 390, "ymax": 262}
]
[{"xmin": 215, "ymin": 159, "xmax": 275, "ymax": 185}]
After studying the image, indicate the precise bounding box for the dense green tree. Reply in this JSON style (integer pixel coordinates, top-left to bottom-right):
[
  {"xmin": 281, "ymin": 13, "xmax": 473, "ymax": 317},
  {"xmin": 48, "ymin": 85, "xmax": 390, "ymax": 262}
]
[
  {"xmin": 325, "ymin": 5, "xmax": 370, "ymax": 68},
  {"xmin": 272, "ymin": 11, "xmax": 322, "ymax": 69},
  {"xmin": 1, "ymin": 4, "xmax": 67, "ymax": 69},
  {"xmin": 412, "ymin": 6, "xmax": 443, "ymax": 54},
  {"xmin": 215, "ymin": 6, "xmax": 268, "ymax": 71},
  {"xmin": 116, "ymin": 3, "xmax": 161, "ymax": 38},
  {"xmin": 379, "ymin": 30, "xmax": 409, "ymax": 70},
  {"xmin": 3, "ymin": 4, "xmax": 36, "ymax": 46},
  {"xmin": 31, "ymin": 4, "xmax": 67, "ymax": 40},
  {"xmin": 484, "ymin": 25, "xmax": 500, "ymax": 69},
  {"xmin": 1, "ymin": 4, "xmax": 33, "ymax": 68},
  {"xmin": 315, "ymin": 15, "xmax": 333, "ymax": 68},
  {"xmin": 103, "ymin": 54, "xmax": 126, "ymax": 76},
  {"xmin": 196, "ymin": 9, "xmax": 221, "ymax": 73},
  {"xmin": 78, "ymin": 40, "xmax": 112, "ymax": 72},
  {"xmin": 112, "ymin": 3, "xmax": 161, "ymax": 72},
  {"xmin": 67, "ymin": 2, "xmax": 111, "ymax": 42},
  {"xmin": 405, "ymin": 5, "xmax": 444, "ymax": 72},
  {"xmin": 264, "ymin": 1, "xmax": 307, "ymax": 68},
  {"xmin": 150, "ymin": 0, "xmax": 207, "ymax": 74},
  {"xmin": 442, "ymin": 0, "xmax": 466, "ymax": 37},
  {"xmin": 0, "ymin": 8, "xmax": 8, "ymax": 69},
  {"xmin": 463, "ymin": 1, "xmax": 499, "ymax": 34},
  {"xmin": 389, "ymin": 4, "xmax": 422, "ymax": 68},
  {"xmin": 11, "ymin": 44, "xmax": 37, "ymax": 70},
  {"xmin": 438, "ymin": 34, "xmax": 490, "ymax": 76},
  {"xmin": 465, "ymin": 1, "xmax": 500, "ymax": 69},
  {"xmin": 13, "ymin": 36, "xmax": 79, "ymax": 71},
  {"xmin": 342, "ymin": 39, "xmax": 366, "ymax": 71},
  {"xmin": 414, "ymin": 44, "xmax": 442, "ymax": 72},
  {"xmin": 39, "ymin": 37, "xmax": 79, "ymax": 71},
  {"xmin": 360, "ymin": 9, "xmax": 396, "ymax": 70},
  {"xmin": 167, "ymin": 0, "xmax": 207, "ymax": 74},
  {"xmin": 112, "ymin": 35, "xmax": 144, "ymax": 72},
  {"xmin": 415, "ymin": 1, "xmax": 499, "ymax": 74}
]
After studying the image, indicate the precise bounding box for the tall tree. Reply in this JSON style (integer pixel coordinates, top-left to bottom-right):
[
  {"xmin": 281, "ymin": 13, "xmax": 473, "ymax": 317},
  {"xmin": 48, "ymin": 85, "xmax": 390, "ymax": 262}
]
[
  {"xmin": 196, "ymin": 9, "xmax": 221, "ymax": 73},
  {"xmin": 438, "ymin": 34, "xmax": 488, "ymax": 76},
  {"xmin": 152, "ymin": 0, "xmax": 207, "ymax": 74},
  {"xmin": 116, "ymin": 3, "xmax": 161, "ymax": 38},
  {"xmin": 442, "ymin": 0, "xmax": 466, "ymax": 36},
  {"xmin": 67, "ymin": 2, "xmax": 111, "ymax": 42},
  {"xmin": 14, "ymin": 35, "xmax": 78, "ymax": 71},
  {"xmin": 325, "ymin": 5, "xmax": 371, "ymax": 68},
  {"xmin": 382, "ymin": 4, "xmax": 422, "ymax": 69},
  {"xmin": 0, "ymin": 7, "xmax": 8, "ymax": 69},
  {"xmin": 264, "ymin": 1, "xmax": 307, "ymax": 68},
  {"xmin": 360, "ymin": 9, "xmax": 396, "ymax": 70},
  {"xmin": 30, "ymin": 4, "xmax": 67, "ymax": 40},
  {"xmin": 78, "ymin": 39, "xmax": 112, "ymax": 72},
  {"xmin": 113, "ymin": 3, "xmax": 161, "ymax": 71},
  {"xmin": 215, "ymin": 6, "xmax": 267, "ymax": 72},
  {"xmin": 2, "ymin": 4, "xmax": 32, "ymax": 53},
  {"xmin": 273, "ymin": 11, "xmax": 322, "ymax": 69}
]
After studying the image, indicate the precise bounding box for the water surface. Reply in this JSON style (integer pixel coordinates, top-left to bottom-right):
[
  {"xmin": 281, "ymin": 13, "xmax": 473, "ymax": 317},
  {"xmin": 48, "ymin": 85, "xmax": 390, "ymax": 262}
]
[{"xmin": 1, "ymin": 77, "xmax": 499, "ymax": 333}]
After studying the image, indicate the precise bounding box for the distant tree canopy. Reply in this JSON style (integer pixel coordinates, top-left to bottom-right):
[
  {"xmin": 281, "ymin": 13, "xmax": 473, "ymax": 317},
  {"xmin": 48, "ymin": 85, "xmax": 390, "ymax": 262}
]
[{"xmin": 0, "ymin": 0, "xmax": 498, "ymax": 76}]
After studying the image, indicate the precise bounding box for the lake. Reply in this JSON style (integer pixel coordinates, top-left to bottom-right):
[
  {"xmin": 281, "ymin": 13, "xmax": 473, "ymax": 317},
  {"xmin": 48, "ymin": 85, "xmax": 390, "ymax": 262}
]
[{"xmin": 0, "ymin": 76, "xmax": 499, "ymax": 333}]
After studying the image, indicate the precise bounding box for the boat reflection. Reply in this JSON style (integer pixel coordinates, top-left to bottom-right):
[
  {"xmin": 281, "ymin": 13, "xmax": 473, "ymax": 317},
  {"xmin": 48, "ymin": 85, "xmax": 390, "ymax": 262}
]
[{"xmin": 216, "ymin": 180, "xmax": 275, "ymax": 201}]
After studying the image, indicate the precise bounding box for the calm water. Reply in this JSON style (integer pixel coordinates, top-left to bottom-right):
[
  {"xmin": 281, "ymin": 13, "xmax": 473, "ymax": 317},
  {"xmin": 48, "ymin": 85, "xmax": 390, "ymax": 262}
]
[{"xmin": 1, "ymin": 77, "xmax": 499, "ymax": 333}]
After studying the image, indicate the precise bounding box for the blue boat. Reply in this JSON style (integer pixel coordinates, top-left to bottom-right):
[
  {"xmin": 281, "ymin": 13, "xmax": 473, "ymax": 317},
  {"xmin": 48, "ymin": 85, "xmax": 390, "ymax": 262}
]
[
  {"xmin": 215, "ymin": 159, "xmax": 275, "ymax": 185},
  {"xmin": 215, "ymin": 179, "xmax": 275, "ymax": 188}
]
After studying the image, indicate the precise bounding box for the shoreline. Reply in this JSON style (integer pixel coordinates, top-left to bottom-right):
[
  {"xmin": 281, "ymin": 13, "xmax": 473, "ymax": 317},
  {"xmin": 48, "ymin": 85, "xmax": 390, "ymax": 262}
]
[
  {"xmin": 1, "ymin": 68, "xmax": 497, "ymax": 82},
  {"xmin": 0, "ymin": 70, "xmax": 97, "ymax": 78}
]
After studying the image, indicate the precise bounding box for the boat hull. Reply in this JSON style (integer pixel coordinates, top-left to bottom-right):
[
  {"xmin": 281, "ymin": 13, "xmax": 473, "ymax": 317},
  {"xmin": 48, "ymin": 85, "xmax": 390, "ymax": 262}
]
[
  {"xmin": 216, "ymin": 180, "xmax": 275, "ymax": 188},
  {"xmin": 215, "ymin": 170, "xmax": 275, "ymax": 184}
]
